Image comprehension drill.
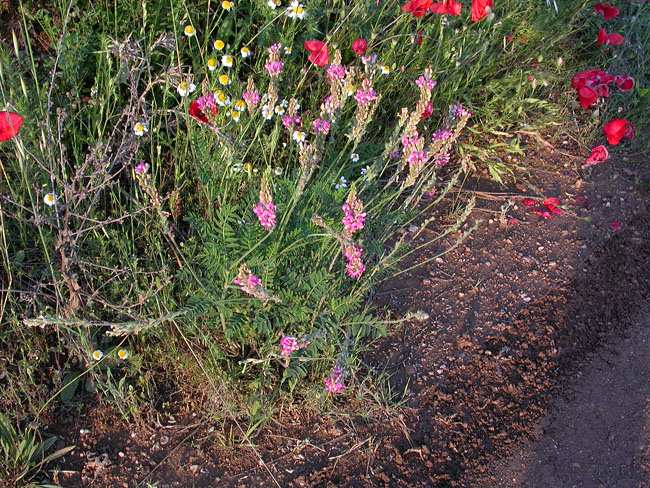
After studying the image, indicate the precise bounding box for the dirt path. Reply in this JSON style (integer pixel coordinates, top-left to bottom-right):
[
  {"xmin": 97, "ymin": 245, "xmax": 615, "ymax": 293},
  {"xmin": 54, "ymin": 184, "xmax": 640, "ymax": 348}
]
[{"xmin": 476, "ymin": 313, "xmax": 650, "ymax": 488}]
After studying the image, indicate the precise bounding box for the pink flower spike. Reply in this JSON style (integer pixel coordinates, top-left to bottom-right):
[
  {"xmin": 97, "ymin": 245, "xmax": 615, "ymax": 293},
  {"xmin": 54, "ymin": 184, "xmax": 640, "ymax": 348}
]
[
  {"xmin": 324, "ymin": 366, "xmax": 345, "ymax": 394},
  {"xmin": 279, "ymin": 335, "xmax": 302, "ymax": 357}
]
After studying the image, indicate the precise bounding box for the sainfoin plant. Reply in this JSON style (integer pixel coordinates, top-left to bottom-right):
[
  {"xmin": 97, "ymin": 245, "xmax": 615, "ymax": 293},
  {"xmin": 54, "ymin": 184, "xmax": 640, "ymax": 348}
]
[{"xmin": 0, "ymin": 0, "xmax": 582, "ymax": 432}]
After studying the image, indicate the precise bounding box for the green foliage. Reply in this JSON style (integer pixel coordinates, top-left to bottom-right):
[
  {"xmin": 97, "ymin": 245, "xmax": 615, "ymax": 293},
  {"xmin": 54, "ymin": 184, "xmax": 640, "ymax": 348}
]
[{"xmin": 0, "ymin": 0, "xmax": 595, "ymax": 462}]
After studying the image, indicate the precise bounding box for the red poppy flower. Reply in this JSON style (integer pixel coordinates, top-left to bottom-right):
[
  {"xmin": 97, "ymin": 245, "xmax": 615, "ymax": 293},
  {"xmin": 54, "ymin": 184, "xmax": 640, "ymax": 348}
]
[
  {"xmin": 578, "ymin": 86, "xmax": 598, "ymax": 109},
  {"xmin": 0, "ymin": 111, "xmax": 24, "ymax": 142},
  {"xmin": 402, "ymin": 0, "xmax": 433, "ymax": 17},
  {"xmin": 583, "ymin": 145, "xmax": 609, "ymax": 167},
  {"xmin": 615, "ymin": 75, "xmax": 634, "ymax": 92},
  {"xmin": 543, "ymin": 197, "xmax": 563, "ymax": 216},
  {"xmin": 597, "ymin": 28, "xmax": 625, "ymax": 46},
  {"xmin": 594, "ymin": 84, "xmax": 610, "ymax": 98},
  {"xmin": 304, "ymin": 40, "xmax": 329, "ymax": 67},
  {"xmin": 594, "ymin": 3, "xmax": 619, "ymax": 20},
  {"xmin": 471, "ymin": 0, "xmax": 493, "ymax": 22},
  {"xmin": 189, "ymin": 99, "xmax": 218, "ymax": 124},
  {"xmin": 352, "ymin": 38, "xmax": 367, "ymax": 56},
  {"xmin": 603, "ymin": 118, "xmax": 634, "ymax": 145},
  {"xmin": 430, "ymin": 0, "xmax": 462, "ymax": 15},
  {"xmin": 521, "ymin": 198, "xmax": 537, "ymax": 207},
  {"xmin": 571, "ymin": 69, "xmax": 613, "ymax": 91}
]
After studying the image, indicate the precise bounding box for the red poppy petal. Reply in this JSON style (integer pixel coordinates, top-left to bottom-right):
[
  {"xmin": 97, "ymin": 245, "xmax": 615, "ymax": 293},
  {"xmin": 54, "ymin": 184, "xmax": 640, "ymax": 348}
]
[
  {"xmin": 606, "ymin": 33, "xmax": 625, "ymax": 46},
  {"xmin": 0, "ymin": 111, "xmax": 24, "ymax": 142},
  {"xmin": 521, "ymin": 198, "xmax": 537, "ymax": 207}
]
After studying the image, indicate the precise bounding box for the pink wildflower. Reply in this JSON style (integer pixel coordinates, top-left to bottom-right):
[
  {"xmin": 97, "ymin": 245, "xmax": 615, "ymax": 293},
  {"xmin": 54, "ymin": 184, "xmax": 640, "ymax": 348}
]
[
  {"xmin": 135, "ymin": 161, "xmax": 150, "ymax": 175},
  {"xmin": 324, "ymin": 365, "xmax": 345, "ymax": 394},
  {"xmin": 415, "ymin": 74, "xmax": 437, "ymax": 91},
  {"xmin": 432, "ymin": 128, "xmax": 453, "ymax": 142},
  {"xmin": 407, "ymin": 150, "xmax": 429, "ymax": 167},
  {"xmin": 234, "ymin": 270, "xmax": 263, "ymax": 293},
  {"xmin": 326, "ymin": 63, "xmax": 347, "ymax": 81},
  {"xmin": 342, "ymin": 191, "xmax": 366, "ymax": 234},
  {"xmin": 433, "ymin": 151, "xmax": 450, "ymax": 167},
  {"xmin": 312, "ymin": 118, "xmax": 331, "ymax": 135},
  {"xmin": 242, "ymin": 89, "xmax": 261, "ymax": 108},
  {"xmin": 450, "ymin": 103, "xmax": 472, "ymax": 119},
  {"xmin": 268, "ymin": 43, "xmax": 282, "ymax": 55},
  {"xmin": 279, "ymin": 335, "xmax": 302, "ymax": 357},
  {"xmin": 265, "ymin": 60, "xmax": 285, "ymax": 77},
  {"xmin": 282, "ymin": 114, "xmax": 301, "ymax": 129},
  {"xmin": 253, "ymin": 201, "xmax": 277, "ymax": 230},
  {"xmin": 321, "ymin": 95, "xmax": 340, "ymax": 116},
  {"xmin": 401, "ymin": 133, "xmax": 422, "ymax": 148},
  {"xmin": 354, "ymin": 87, "xmax": 378, "ymax": 106},
  {"xmin": 610, "ymin": 220, "xmax": 622, "ymax": 232},
  {"xmin": 343, "ymin": 244, "xmax": 365, "ymax": 279}
]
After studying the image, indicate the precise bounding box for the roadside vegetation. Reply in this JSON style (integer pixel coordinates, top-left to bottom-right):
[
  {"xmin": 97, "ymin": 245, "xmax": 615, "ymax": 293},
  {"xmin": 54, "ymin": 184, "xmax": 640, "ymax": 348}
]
[{"xmin": 4, "ymin": 0, "xmax": 643, "ymax": 484}]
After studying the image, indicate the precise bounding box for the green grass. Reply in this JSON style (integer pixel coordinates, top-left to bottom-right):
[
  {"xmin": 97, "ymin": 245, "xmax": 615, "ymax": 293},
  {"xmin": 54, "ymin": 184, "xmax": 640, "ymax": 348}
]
[{"xmin": 0, "ymin": 0, "xmax": 598, "ymax": 480}]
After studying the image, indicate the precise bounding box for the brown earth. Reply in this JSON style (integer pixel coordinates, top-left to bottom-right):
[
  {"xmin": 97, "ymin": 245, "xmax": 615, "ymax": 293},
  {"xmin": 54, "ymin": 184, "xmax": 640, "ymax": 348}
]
[{"xmin": 35, "ymin": 134, "xmax": 650, "ymax": 487}]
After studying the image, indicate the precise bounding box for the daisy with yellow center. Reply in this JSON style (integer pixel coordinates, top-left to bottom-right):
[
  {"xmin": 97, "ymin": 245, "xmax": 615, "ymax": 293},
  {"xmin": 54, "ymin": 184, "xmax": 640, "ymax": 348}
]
[
  {"xmin": 117, "ymin": 349, "xmax": 129, "ymax": 360},
  {"xmin": 221, "ymin": 55, "xmax": 234, "ymax": 68},
  {"xmin": 218, "ymin": 74, "xmax": 231, "ymax": 86},
  {"xmin": 240, "ymin": 46, "xmax": 251, "ymax": 58},
  {"xmin": 44, "ymin": 192, "xmax": 57, "ymax": 207},
  {"xmin": 215, "ymin": 90, "xmax": 231, "ymax": 106},
  {"xmin": 286, "ymin": 0, "xmax": 305, "ymax": 19},
  {"xmin": 184, "ymin": 25, "xmax": 196, "ymax": 37},
  {"xmin": 274, "ymin": 105, "xmax": 286, "ymax": 116},
  {"xmin": 133, "ymin": 121, "xmax": 148, "ymax": 136},
  {"xmin": 207, "ymin": 57, "xmax": 218, "ymax": 71},
  {"xmin": 292, "ymin": 130, "xmax": 306, "ymax": 143},
  {"xmin": 92, "ymin": 350, "xmax": 104, "ymax": 361},
  {"xmin": 214, "ymin": 39, "xmax": 226, "ymax": 51},
  {"xmin": 230, "ymin": 110, "xmax": 241, "ymax": 122},
  {"xmin": 380, "ymin": 65, "xmax": 391, "ymax": 75},
  {"xmin": 234, "ymin": 99, "xmax": 246, "ymax": 112},
  {"xmin": 222, "ymin": 0, "xmax": 234, "ymax": 10},
  {"xmin": 177, "ymin": 80, "xmax": 196, "ymax": 97}
]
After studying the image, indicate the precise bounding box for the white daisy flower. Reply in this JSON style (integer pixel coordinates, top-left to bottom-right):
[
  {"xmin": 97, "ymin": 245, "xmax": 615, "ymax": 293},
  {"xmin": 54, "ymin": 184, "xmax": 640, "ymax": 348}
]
[
  {"xmin": 240, "ymin": 47, "xmax": 251, "ymax": 58},
  {"xmin": 262, "ymin": 105, "xmax": 274, "ymax": 120},
  {"xmin": 177, "ymin": 80, "xmax": 196, "ymax": 97},
  {"xmin": 274, "ymin": 105, "xmax": 286, "ymax": 116},
  {"xmin": 286, "ymin": 0, "xmax": 306, "ymax": 19},
  {"xmin": 184, "ymin": 25, "xmax": 196, "ymax": 37},
  {"xmin": 92, "ymin": 350, "xmax": 104, "ymax": 361},
  {"xmin": 221, "ymin": 54, "xmax": 234, "ymax": 68},
  {"xmin": 207, "ymin": 57, "xmax": 218, "ymax": 71},
  {"xmin": 350, "ymin": 153, "xmax": 360, "ymax": 162},
  {"xmin": 334, "ymin": 176, "xmax": 348, "ymax": 190},
  {"xmin": 214, "ymin": 90, "xmax": 231, "ymax": 107},
  {"xmin": 117, "ymin": 349, "xmax": 129, "ymax": 360},
  {"xmin": 213, "ymin": 39, "xmax": 226, "ymax": 51},
  {"xmin": 133, "ymin": 121, "xmax": 148, "ymax": 137},
  {"xmin": 44, "ymin": 192, "xmax": 57, "ymax": 207},
  {"xmin": 218, "ymin": 74, "xmax": 231, "ymax": 86},
  {"xmin": 292, "ymin": 130, "xmax": 306, "ymax": 144}
]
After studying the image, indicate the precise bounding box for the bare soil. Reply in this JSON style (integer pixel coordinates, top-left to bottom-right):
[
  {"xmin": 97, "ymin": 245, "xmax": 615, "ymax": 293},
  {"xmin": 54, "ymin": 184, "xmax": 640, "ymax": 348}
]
[{"xmin": 37, "ymin": 135, "xmax": 650, "ymax": 487}]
